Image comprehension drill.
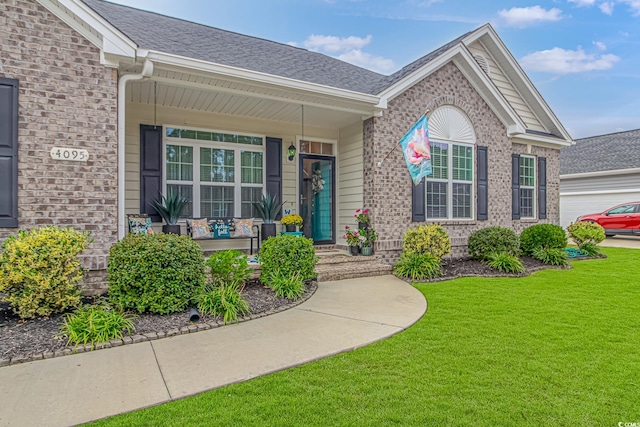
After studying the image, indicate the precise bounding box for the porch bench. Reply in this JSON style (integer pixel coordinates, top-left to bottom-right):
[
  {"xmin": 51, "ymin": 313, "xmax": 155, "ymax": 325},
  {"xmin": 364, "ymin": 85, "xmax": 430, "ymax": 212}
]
[{"xmin": 186, "ymin": 217, "xmax": 261, "ymax": 255}]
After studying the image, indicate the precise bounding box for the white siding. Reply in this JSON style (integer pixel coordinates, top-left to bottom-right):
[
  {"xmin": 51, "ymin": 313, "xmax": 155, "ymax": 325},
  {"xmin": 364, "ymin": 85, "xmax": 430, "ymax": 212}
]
[
  {"xmin": 467, "ymin": 42, "xmax": 546, "ymax": 133},
  {"xmin": 559, "ymin": 172, "xmax": 640, "ymax": 227},
  {"xmin": 337, "ymin": 121, "xmax": 364, "ymax": 246}
]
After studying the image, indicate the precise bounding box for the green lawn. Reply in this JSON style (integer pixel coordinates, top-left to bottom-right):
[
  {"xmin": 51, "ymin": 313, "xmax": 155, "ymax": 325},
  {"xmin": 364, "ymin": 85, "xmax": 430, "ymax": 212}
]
[{"xmin": 93, "ymin": 247, "xmax": 640, "ymax": 426}]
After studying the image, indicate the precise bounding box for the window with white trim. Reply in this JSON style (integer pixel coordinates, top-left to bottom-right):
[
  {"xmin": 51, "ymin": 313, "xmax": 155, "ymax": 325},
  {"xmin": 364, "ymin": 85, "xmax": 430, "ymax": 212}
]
[
  {"xmin": 426, "ymin": 141, "xmax": 474, "ymax": 219},
  {"xmin": 164, "ymin": 127, "xmax": 264, "ymax": 218},
  {"xmin": 519, "ymin": 155, "xmax": 536, "ymax": 218}
]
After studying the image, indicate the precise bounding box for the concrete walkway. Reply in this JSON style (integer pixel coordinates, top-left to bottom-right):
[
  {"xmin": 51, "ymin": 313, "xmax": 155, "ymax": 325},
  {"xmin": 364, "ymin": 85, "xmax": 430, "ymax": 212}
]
[
  {"xmin": 600, "ymin": 235, "xmax": 640, "ymax": 249},
  {"xmin": 0, "ymin": 275, "xmax": 426, "ymax": 427}
]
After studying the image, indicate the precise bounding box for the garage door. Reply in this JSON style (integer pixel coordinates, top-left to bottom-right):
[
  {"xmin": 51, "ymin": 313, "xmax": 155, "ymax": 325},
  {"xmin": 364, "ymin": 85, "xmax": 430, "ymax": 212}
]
[{"xmin": 560, "ymin": 191, "xmax": 640, "ymax": 228}]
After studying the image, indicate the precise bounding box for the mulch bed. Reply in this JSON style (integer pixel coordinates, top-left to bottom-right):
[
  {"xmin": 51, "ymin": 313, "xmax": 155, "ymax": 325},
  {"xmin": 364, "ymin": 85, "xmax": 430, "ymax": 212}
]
[
  {"xmin": 0, "ymin": 279, "xmax": 317, "ymax": 364},
  {"xmin": 0, "ymin": 255, "xmax": 595, "ymax": 365}
]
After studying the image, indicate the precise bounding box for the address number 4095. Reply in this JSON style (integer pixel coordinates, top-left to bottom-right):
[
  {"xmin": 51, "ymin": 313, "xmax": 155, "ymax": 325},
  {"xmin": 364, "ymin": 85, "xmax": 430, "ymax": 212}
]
[{"xmin": 50, "ymin": 147, "xmax": 89, "ymax": 162}]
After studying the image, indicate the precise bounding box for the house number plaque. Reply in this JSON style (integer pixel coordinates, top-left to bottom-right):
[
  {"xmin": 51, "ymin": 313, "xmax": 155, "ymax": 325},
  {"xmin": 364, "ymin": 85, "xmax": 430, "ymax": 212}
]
[{"xmin": 50, "ymin": 147, "xmax": 89, "ymax": 162}]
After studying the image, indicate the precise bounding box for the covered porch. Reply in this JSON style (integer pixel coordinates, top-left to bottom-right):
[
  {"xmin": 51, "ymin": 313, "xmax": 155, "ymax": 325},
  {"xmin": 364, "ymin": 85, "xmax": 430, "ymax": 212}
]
[{"xmin": 120, "ymin": 58, "xmax": 383, "ymax": 251}]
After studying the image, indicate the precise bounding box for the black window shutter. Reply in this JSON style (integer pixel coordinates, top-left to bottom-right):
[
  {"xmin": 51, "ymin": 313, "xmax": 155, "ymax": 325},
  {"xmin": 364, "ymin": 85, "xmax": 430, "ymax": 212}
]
[
  {"xmin": 0, "ymin": 78, "xmax": 19, "ymax": 228},
  {"xmin": 265, "ymin": 137, "xmax": 282, "ymax": 220},
  {"xmin": 538, "ymin": 157, "xmax": 547, "ymax": 219},
  {"xmin": 140, "ymin": 125, "xmax": 163, "ymax": 222},
  {"xmin": 477, "ymin": 146, "xmax": 488, "ymax": 221},
  {"xmin": 512, "ymin": 154, "xmax": 521, "ymax": 220},
  {"xmin": 411, "ymin": 178, "xmax": 426, "ymax": 222}
]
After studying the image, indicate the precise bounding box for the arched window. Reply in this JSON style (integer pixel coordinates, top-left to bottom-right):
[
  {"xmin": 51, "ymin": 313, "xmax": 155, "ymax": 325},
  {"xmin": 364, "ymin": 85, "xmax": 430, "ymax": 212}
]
[{"xmin": 426, "ymin": 106, "xmax": 476, "ymax": 220}]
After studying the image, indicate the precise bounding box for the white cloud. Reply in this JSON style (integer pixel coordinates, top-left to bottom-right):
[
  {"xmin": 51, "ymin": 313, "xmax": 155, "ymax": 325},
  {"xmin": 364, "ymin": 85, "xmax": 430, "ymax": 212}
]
[
  {"xmin": 299, "ymin": 34, "xmax": 396, "ymax": 74},
  {"xmin": 567, "ymin": 0, "xmax": 596, "ymax": 6},
  {"xmin": 620, "ymin": 0, "xmax": 640, "ymax": 15},
  {"xmin": 599, "ymin": 1, "xmax": 614, "ymax": 14},
  {"xmin": 593, "ymin": 40, "xmax": 607, "ymax": 50},
  {"xmin": 336, "ymin": 50, "xmax": 397, "ymax": 74},
  {"xmin": 497, "ymin": 6, "xmax": 563, "ymax": 28},
  {"xmin": 520, "ymin": 46, "xmax": 620, "ymax": 74},
  {"xmin": 303, "ymin": 34, "xmax": 372, "ymax": 53}
]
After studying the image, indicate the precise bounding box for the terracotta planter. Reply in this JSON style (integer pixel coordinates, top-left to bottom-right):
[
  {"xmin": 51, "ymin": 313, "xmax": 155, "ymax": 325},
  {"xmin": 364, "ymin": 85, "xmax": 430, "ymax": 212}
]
[{"xmin": 361, "ymin": 246, "xmax": 373, "ymax": 256}]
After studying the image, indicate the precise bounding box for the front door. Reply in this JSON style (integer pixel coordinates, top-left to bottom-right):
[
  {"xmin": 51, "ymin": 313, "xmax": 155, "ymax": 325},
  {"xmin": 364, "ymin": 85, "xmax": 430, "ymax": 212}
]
[{"xmin": 299, "ymin": 154, "xmax": 335, "ymax": 244}]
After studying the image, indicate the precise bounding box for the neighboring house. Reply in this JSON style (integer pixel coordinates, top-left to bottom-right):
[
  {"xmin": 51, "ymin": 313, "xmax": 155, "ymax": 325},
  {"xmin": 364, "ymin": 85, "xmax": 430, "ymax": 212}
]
[
  {"xmin": 0, "ymin": 0, "xmax": 572, "ymax": 292},
  {"xmin": 559, "ymin": 129, "xmax": 640, "ymax": 228}
]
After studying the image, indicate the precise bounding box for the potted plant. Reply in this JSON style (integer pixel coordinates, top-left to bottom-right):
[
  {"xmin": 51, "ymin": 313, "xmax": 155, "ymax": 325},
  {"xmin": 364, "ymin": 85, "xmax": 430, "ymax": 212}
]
[
  {"xmin": 355, "ymin": 208, "xmax": 371, "ymax": 230},
  {"xmin": 281, "ymin": 213, "xmax": 303, "ymax": 232},
  {"xmin": 360, "ymin": 226, "xmax": 377, "ymax": 256},
  {"xmin": 252, "ymin": 194, "xmax": 285, "ymax": 241},
  {"xmin": 343, "ymin": 225, "xmax": 362, "ymax": 256},
  {"xmin": 152, "ymin": 191, "xmax": 189, "ymax": 235}
]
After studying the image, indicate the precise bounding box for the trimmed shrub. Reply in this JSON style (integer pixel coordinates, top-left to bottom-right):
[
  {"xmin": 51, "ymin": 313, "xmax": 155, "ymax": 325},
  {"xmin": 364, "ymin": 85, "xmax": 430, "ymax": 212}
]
[
  {"xmin": 0, "ymin": 226, "xmax": 90, "ymax": 319},
  {"xmin": 532, "ymin": 247, "xmax": 569, "ymax": 266},
  {"xmin": 107, "ymin": 233, "xmax": 205, "ymax": 314},
  {"xmin": 468, "ymin": 227, "xmax": 520, "ymax": 261},
  {"xmin": 567, "ymin": 222, "xmax": 605, "ymax": 248},
  {"xmin": 402, "ymin": 224, "xmax": 451, "ymax": 260},
  {"xmin": 198, "ymin": 281, "xmax": 249, "ymax": 324},
  {"xmin": 485, "ymin": 252, "xmax": 524, "ymax": 273},
  {"xmin": 269, "ymin": 271, "xmax": 306, "ymax": 299},
  {"xmin": 520, "ymin": 224, "xmax": 568, "ymax": 256},
  {"xmin": 259, "ymin": 235, "xmax": 317, "ymax": 285},
  {"xmin": 60, "ymin": 302, "xmax": 136, "ymax": 349},
  {"xmin": 580, "ymin": 242, "xmax": 601, "ymax": 257},
  {"xmin": 393, "ymin": 252, "xmax": 442, "ymax": 281},
  {"xmin": 206, "ymin": 250, "xmax": 250, "ymax": 286}
]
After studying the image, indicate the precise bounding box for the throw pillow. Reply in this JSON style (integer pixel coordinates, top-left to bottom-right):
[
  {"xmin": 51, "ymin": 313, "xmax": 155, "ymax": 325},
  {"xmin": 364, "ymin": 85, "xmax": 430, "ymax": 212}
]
[
  {"xmin": 187, "ymin": 218, "xmax": 211, "ymax": 239},
  {"xmin": 233, "ymin": 218, "xmax": 254, "ymax": 237},
  {"xmin": 128, "ymin": 216, "xmax": 154, "ymax": 235},
  {"xmin": 211, "ymin": 220, "xmax": 232, "ymax": 238}
]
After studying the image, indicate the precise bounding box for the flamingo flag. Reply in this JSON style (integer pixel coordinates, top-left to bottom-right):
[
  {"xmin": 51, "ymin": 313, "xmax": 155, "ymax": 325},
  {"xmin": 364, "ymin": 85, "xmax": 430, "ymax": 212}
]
[{"xmin": 400, "ymin": 114, "xmax": 432, "ymax": 185}]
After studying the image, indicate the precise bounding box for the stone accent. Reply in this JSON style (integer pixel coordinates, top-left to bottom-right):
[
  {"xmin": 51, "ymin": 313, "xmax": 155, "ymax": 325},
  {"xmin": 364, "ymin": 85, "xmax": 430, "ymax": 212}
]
[
  {"xmin": 364, "ymin": 62, "xmax": 561, "ymax": 262},
  {"xmin": 0, "ymin": 0, "xmax": 118, "ymax": 292}
]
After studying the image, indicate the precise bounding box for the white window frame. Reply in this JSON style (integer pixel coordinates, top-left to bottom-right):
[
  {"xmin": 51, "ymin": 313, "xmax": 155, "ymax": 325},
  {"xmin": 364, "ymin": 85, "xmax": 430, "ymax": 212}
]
[
  {"xmin": 519, "ymin": 155, "xmax": 536, "ymax": 219},
  {"xmin": 425, "ymin": 139, "xmax": 475, "ymax": 221},
  {"xmin": 163, "ymin": 125, "xmax": 266, "ymax": 218}
]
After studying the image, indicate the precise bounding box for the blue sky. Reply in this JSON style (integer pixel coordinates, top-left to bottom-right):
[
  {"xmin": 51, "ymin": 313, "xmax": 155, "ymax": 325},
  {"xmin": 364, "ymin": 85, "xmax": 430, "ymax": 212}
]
[{"xmin": 110, "ymin": 0, "xmax": 640, "ymax": 139}]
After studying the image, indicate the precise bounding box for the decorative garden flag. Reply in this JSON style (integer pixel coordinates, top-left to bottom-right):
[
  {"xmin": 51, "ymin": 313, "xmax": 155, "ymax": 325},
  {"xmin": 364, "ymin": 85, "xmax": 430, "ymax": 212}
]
[{"xmin": 400, "ymin": 114, "xmax": 432, "ymax": 184}]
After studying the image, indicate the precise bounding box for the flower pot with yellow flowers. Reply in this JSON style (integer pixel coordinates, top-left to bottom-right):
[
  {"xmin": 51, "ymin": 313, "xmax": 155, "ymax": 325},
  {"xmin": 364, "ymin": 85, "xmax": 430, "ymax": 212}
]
[{"xmin": 281, "ymin": 213, "xmax": 303, "ymax": 232}]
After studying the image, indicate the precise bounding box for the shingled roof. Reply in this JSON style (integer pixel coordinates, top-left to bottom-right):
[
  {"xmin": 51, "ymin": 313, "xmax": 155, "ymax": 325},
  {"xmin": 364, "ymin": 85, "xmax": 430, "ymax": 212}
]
[
  {"xmin": 560, "ymin": 129, "xmax": 640, "ymax": 175},
  {"xmin": 82, "ymin": 0, "xmax": 468, "ymax": 95}
]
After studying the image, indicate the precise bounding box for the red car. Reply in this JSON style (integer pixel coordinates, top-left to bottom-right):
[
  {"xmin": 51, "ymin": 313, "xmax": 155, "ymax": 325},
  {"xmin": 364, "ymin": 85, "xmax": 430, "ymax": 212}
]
[{"xmin": 577, "ymin": 202, "xmax": 640, "ymax": 237}]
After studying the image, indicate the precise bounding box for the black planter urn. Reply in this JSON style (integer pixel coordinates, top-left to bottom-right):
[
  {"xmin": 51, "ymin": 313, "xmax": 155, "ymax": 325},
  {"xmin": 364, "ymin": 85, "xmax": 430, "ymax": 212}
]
[
  {"xmin": 349, "ymin": 245, "xmax": 360, "ymax": 256},
  {"xmin": 162, "ymin": 224, "xmax": 181, "ymax": 235},
  {"xmin": 261, "ymin": 223, "xmax": 277, "ymax": 241},
  {"xmin": 358, "ymin": 222, "xmax": 369, "ymax": 230},
  {"xmin": 285, "ymin": 224, "xmax": 296, "ymax": 232}
]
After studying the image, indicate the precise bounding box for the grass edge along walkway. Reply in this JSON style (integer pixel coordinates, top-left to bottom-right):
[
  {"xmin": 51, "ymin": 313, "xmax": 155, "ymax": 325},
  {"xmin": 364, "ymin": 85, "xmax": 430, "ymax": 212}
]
[{"xmin": 92, "ymin": 247, "xmax": 640, "ymax": 427}]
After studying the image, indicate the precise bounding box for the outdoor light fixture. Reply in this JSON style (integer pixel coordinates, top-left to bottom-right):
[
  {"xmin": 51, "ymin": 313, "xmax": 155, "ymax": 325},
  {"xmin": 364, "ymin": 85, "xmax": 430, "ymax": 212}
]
[{"xmin": 288, "ymin": 143, "xmax": 296, "ymax": 161}]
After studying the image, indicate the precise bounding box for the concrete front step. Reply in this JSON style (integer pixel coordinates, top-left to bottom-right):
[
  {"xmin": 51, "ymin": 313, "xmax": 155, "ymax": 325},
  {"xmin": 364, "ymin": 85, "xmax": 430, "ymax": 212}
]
[
  {"xmin": 249, "ymin": 253, "xmax": 392, "ymax": 282},
  {"xmin": 315, "ymin": 258, "xmax": 393, "ymax": 282}
]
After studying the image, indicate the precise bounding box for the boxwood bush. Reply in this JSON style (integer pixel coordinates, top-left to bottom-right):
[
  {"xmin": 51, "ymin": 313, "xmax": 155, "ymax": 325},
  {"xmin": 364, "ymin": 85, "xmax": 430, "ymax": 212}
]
[
  {"xmin": 107, "ymin": 233, "xmax": 205, "ymax": 314},
  {"xmin": 259, "ymin": 234, "xmax": 317, "ymax": 286},
  {"xmin": 520, "ymin": 224, "xmax": 568, "ymax": 257},
  {"xmin": 468, "ymin": 226, "xmax": 520, "ymax": 261},
  {"xmin": 567, "ymin": 221, "xmax": 605, "ymax": 248},
  {"xmin": 402, "ymin": 224, "xmax": 450, "ymax": 260},
  {"xmin": 0, "ymin": 226, "xmax": 91, "ymax": 319}
]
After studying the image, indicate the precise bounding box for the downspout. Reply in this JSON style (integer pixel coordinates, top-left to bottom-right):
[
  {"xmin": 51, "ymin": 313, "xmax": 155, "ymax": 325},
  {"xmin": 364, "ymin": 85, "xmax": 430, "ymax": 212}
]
[{"xmin": 117, "ymin": 59, "xmax": 153, "ymax": 239}]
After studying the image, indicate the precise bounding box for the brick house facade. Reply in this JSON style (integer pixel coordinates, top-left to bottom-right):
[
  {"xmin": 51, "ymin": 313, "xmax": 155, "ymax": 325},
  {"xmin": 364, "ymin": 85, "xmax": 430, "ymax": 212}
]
[
  {"xmin": 0, "ymin": 0, "xmax": 118, "ymax": 292},
  {"xmin": 0, "ymin": 0, "xmax": 572, "ymax": 292}
]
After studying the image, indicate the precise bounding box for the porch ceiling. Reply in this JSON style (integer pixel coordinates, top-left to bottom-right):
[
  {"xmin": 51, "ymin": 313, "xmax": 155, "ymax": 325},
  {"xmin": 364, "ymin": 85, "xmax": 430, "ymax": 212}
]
[{"xmin": 126, "ymin": 67, "xmax": 381, "ymax": 129}]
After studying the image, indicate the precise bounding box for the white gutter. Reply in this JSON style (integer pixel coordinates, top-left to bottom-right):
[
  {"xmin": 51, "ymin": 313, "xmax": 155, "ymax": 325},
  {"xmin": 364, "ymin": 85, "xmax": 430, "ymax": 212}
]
[
  {"xmin": 560, "ymin": 167, "xmax": 640, "ymax": 180},
  {"xmin": 118, "ymin": 60, "xmax": 153, "ymax": 239}
]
